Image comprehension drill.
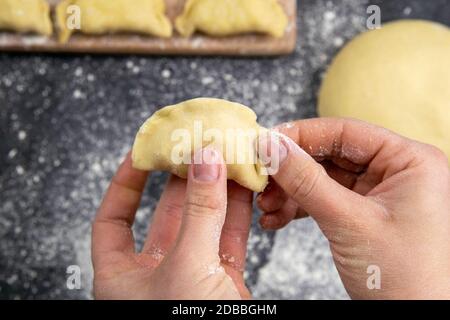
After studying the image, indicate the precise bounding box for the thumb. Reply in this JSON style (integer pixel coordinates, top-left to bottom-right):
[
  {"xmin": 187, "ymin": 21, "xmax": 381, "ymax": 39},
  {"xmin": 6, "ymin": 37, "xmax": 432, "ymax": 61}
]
[
  {"xmin": 257, "ymin": 132, "xmax": 379, "ymax": 229},
  {"xmin": 175, "ymin": 148, "xmax": 228, "ymax": 257}
]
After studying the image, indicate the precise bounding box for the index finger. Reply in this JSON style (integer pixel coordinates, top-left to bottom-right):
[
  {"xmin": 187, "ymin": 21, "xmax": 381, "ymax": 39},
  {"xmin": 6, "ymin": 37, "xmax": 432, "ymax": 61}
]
[
  {"xmin": 274, "ymin": 118, "xmax": 426, "ymax": 192},
  {"xmin": 92, "ymin": 152, "xmax": 149, "ymax": 267},
  {"xmin": 276, "ymin": 118, "xmax": 399, "ymax": 163},
  {"xmin": 219, "ymin": 181, "xmax": 253, "ymax": 274}
]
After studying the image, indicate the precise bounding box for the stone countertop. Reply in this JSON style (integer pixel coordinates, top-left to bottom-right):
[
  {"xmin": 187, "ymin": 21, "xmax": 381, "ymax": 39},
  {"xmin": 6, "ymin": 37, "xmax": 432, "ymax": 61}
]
[{"xmin": 0, "ymin": 0, "xmax": 448, "ymax": 299}]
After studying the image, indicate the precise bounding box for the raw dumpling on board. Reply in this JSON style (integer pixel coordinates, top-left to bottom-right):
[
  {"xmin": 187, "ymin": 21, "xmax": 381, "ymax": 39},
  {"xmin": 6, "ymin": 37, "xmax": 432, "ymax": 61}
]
[
  {"xmin": 175, "ymin": 0, "xmax": 288, "ymax": 38},
  {"xmin": 0, "ymin": 0, "xmax": 52, "ymax": 36},
  {"xmin": 56, "ymin": 0, "xmax": 172, "ymax": 43}
]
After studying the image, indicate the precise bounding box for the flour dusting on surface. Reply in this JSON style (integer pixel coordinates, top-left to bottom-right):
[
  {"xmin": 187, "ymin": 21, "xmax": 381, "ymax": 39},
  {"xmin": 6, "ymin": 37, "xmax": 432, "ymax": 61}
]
[{"xmin": 0, "ymin": 0, "xmax": 415, "ymax": 300}]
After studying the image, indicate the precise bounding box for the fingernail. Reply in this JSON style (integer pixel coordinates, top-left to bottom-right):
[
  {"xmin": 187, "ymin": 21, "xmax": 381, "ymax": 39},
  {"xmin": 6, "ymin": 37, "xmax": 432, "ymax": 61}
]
[
  {"xmin": 193, "ymin": 148, "xmax": 221, "ymax": 181},
  {"xmin": 256, "ymin": 193, "xmax": 263, "ymax": 204},
  {"xmin": 257, "ymin": 131, "xmax": 288, "ymax": 166},
  {"xmin": 260, "ymin": 214, "xmax": 280, "ymax": 230},
  {"xmin": 281, "ymin": 134, "xmax": 310, "ymax": 158}
]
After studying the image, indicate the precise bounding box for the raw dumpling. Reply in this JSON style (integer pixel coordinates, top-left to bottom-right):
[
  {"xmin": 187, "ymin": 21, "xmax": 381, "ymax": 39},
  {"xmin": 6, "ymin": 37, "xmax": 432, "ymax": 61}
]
[
  {"xmin": 0, "ymin": 0, "xmax": 52, "ymax": 36},
  {"xmin": 175, "ymin": 0, "xmax": 288, "ymax": 38},
  {"xmin": 56, "ymin": 0, "xmax": 172, "ymax": 43},
  {"xmin": 132, "ymin": 98, "xmax": 269, "ymax": 192}
]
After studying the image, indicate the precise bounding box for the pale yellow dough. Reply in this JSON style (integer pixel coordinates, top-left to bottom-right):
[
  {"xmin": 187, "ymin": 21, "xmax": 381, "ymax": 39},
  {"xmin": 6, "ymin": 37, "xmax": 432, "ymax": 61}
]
[
  {"xmin": 56, "ymin": 0, "xmax": 172, "ymax": 43},
  {"xmin": 175, "ymin": 0, "xmax": 288, "ymax": 38},
  {"xmin": 319, "ymin": 20, "xmax": 450, "ymax": 160},
  {"xmin": 0, "ymin": 0, "xmax": 52, "ymax": 36},
  {"xmin": 132, "ymin": 98, "xmax": 269, "ymax": 192}
]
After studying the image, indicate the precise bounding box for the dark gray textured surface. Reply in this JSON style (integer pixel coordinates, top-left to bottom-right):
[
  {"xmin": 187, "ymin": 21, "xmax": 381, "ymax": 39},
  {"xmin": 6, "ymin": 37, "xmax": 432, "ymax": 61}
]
[{"xmin": 0, "ymin": 0, "xmax": 449, "ymax": 300}]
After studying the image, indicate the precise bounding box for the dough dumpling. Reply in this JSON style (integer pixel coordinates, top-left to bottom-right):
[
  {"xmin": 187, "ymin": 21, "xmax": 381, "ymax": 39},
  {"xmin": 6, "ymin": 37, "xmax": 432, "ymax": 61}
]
[
  {"xmin": 0, "ymin": 0, "xmax": 52, "ymax": 36},
  {"xmin": 56, "ymin": 0, "xmax": 172, "ymax": 43},
  {"xmin": 319, "ymin": 20, "xmax": 450, "ymax": 160},
  {"xmin": 175, "ymin": 0, "xmax": 288, "ymax": 38},
  {"xmin": 132, "ymin": 98, "xmax": 269, "ymax": 192}
]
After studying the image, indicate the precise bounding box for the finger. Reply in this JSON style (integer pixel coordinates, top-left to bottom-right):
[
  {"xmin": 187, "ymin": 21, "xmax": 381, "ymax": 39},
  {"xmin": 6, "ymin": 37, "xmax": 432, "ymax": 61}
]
[
  {"xmin": 257, "ymin": 161, "xmax": 360, "ymax": 215},
  {"xmin": 219, "ymin": 181, "xmax": 253, "ymax": 273},
  {"xmin": 320, "ymin": 160, "xmax": 377, "ymax": 196},
  {"xmin": 330, "ymin": 157, "xmax": 366, "ymax": 173},
  {"xmin": 321, "ymin": 160, "xmax": 360, "ymax": 191},
  {"xmin": 274, "ymin": 118, "xmax": 415, "ymax": 185},
  {"xmin": 260, "ymin": 198, "xmax": 308, "ymax": 230},
  {"xmin": 256, "ymin": 179, "xmax": 288, "ymax": 213},
  {"xmin": 174, "ymin": 148, "xmax": 228, "ymax": 258},
  {"xmin": 141, "ymin": 175, "xmax": 186, "ymax": 260},
  {"xmin": 92, "ymin": 152, "xmax": 149, "ymax": 268},
  {"xmin": 257, "ymin": 160, "xmax": 362, "ymax": 230},
  {"xmin": 222, "ymin": 266, "xmax": 252, "ymax": 300},
  {"xmin": 274, "ymin": 118, "xmax": 387, "ymax": 164},
  {"xmin": 257, "ymin": 132, "xmax": 383, "ymax": 229}
]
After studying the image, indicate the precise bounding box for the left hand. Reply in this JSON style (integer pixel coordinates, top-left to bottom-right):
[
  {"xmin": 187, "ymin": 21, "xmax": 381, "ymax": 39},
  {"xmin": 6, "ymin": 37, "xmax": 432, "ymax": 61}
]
[{"xmin": 92, "ymin": 148, "xmax": 253, "ymax": 299}]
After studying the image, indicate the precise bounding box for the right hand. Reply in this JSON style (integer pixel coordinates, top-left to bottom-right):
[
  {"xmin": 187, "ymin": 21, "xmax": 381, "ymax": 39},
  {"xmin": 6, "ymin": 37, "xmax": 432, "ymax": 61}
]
[{"xmin": 257, "ymin": 118, "xmax": 450, "ymax": 299}]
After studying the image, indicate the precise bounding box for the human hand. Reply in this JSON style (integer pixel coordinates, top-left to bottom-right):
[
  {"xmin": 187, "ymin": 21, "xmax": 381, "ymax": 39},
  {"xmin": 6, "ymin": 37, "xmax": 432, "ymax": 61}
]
[
  {"xmin": 92, "ymin": 148, "xmax": 253, "ymax": 300},
  {"xmin": 257, "ymin": 118, "xmax": 450, "ymax": 299}
]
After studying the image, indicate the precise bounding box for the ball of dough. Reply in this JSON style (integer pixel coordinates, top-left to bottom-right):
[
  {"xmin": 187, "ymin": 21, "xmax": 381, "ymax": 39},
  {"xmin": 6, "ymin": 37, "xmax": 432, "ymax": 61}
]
[
  {"xmin": 132, "ymin": 98, "xmax": 268, "ymax": 192},
  {"xmin": 319, "ymin": 20, "xmax": 450, "ymax": 160}
]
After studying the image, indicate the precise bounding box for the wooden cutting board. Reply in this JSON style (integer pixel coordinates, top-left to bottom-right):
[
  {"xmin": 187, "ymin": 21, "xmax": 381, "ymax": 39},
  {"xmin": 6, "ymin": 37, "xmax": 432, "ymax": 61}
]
[{"xmin": 0, "ymin": 0, "xmax": 297, "ymax": 56}]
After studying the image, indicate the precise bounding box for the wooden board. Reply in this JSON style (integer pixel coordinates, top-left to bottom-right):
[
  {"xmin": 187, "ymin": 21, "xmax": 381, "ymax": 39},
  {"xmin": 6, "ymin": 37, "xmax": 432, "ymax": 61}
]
[{"xmin": 0, "ymin": 0, "xmax": 297, "ymax": 56}]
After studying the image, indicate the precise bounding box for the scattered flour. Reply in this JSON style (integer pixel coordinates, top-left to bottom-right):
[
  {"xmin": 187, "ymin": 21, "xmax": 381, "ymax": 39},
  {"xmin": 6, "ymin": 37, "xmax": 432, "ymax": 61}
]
[{"xmin": 0, "ymin": 0, "xmax": 371, "ymax": 300}]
